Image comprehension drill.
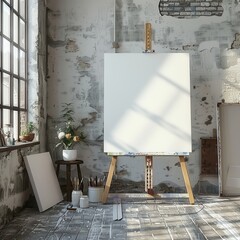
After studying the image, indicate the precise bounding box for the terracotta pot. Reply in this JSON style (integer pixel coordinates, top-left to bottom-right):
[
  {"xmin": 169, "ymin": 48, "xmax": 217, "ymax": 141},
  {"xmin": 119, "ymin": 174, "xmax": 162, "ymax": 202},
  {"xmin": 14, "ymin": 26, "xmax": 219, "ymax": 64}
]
[{"xmin": 19, "ymin": 133, "xmax": 35, "ymax": 142}]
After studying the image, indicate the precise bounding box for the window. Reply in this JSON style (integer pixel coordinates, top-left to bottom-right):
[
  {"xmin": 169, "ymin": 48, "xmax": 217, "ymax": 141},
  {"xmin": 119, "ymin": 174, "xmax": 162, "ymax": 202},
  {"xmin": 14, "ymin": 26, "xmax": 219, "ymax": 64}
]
[{"xmin": 0, "ymin": 0, "xmax": 28, "ymax": 140}]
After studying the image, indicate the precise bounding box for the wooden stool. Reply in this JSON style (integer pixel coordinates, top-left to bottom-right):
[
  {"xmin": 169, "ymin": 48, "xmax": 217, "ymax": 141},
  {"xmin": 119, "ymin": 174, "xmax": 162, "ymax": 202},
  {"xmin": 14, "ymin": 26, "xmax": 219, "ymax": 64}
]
[{"xmin": 55, "ymin": 160, "xmax": 83, "ymax": 201}]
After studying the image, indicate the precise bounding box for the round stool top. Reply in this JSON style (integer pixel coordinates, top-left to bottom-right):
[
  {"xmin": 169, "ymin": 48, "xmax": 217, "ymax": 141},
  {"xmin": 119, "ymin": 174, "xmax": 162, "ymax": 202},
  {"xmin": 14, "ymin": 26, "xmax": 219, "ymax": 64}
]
[{"xmin": 55, "ymin": 160, "xmax": 84, "ymax": 165}]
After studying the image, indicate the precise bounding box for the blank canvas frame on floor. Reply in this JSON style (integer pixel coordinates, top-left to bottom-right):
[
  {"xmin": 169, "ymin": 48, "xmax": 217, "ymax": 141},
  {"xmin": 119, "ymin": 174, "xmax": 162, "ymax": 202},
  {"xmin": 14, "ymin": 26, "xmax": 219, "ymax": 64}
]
[{"xmin": 25, "ymin": 152, "xmax": 63, "ymax": 212}]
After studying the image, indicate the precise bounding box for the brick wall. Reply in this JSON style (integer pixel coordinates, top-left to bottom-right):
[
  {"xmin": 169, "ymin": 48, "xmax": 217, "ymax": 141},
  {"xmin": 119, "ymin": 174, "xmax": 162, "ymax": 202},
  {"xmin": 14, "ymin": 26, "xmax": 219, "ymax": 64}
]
[{"xmin": 159, "ymin": 0, "xmax": 223, "ymax": 18}]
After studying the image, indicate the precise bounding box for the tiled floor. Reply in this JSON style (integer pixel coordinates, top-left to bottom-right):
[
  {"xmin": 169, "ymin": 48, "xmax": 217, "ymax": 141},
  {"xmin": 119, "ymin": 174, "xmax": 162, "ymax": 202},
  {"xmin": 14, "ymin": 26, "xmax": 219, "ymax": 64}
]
[{"xmin": 1, "ymin": 194, "xmax": 240, "ymax": 239}]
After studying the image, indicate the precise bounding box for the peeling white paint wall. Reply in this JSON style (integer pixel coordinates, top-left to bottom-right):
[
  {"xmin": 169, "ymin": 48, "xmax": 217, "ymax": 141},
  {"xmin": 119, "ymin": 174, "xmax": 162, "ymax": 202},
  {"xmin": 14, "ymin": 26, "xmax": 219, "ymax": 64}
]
[
  {"xmin": 0, "ymin": 146, "xmax": 40, "ymax": 227},
  {"xmin": 47, "ymin": 0, "xmax": 113, "ymax": 179},
  {"xmin": 28, "ymin": 0, "xmax": 47, "ymax": 152},
  {"xmin": 47, "ymin": 0, "xmax": 240, "ymax": 193}
]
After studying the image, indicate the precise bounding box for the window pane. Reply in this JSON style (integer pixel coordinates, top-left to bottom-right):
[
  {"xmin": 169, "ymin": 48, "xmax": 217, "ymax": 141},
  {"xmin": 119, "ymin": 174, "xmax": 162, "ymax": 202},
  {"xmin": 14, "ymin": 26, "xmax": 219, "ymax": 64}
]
[
  {"xmin": 13, "ymin": 111, "xmax": 18, "ymax": 139},
  {"xmin": 13, "ymin": 78, "xmax": 18, "ymax": 107},
  {"xmin": 13, "ymin": 0, "xmax": 19, "ymax": 11},
  {"xmin": 20, "ymin": 80, "xmax": 25, "ymax": 108},
  {"xmin": 0, "ymin": 74, "xmax": 2, "ymax": 104},
  {"xmin": 13, "ymin": 14, "xmax": 19, "ymax": 44},
  {"xmin": 3, "ymin": 109, "xmax": 10, "ymax": 126},
  {"xmin": 0, "ymin": 1, "xmax": 2, "ymax": 33},
  {"xmin": 3, "ymin": 3, "xmax": 10, "ymax": 38},
  {"xmin": 1, "ymin": 0, "xmax": 28, "ymax": 143},
  {"xmin": 13, "ymin": 46, "xmax": 19, "ymax": 74},
  {"xmin": 20, "ymin": 111, "xmax": 27, "ymax": 132},
  {"xmin": 3, "ymin": 38, "xmax": 10, "ymax": 71},
  {"xmin": 20, "ymin": 50, "xmax": 25, "ymax": 77},
  {"xmin": 0, "ymin": 38, "xmax": 1, "ymax": 67},
  {"xmin": 20, "ymin": 19, "xmax": 25, "ymax": 49},
  {"xmin": 20, "ymin": 0, "xmax": 25, "ymax": 18},
  {"xmin": 3, "ymin": 73, "xmax": 10, "ymax": 106}
]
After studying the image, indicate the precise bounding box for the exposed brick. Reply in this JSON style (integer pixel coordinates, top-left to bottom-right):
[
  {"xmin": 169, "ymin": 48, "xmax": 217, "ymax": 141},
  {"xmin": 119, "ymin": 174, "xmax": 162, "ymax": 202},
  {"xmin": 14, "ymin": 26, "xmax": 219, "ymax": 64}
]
[
  {"xmin": 174, "ymin": 7, "xmax": 184, "ymax": 11},
  {"xmin": 201, "ymin": 2, "xmax": 210, "ymax": 6},
  {"xmin": 203, "ymin": 12, "xmax": 213, "ymax": 16},
  {"xmin": 211, "ymin": 2, "xmax": 219, "ymax": 6},
  {"xmin": 162, "ymin": 7, "xmax": 177, "ymax": 11},
  {"xmin": 208, "ymin": 7, "xmax": 217, "ymax": 10},
  {"xmin": 191, "ymin": 3, "xmax": 201, "ymax": 7},
  {"xmin": 158, "ymin": 0, "xmax": 223, "ymax": 18},
  {"xmin": 179, "ymin": 2, "xmax": 190, "ymax": 7},
  {"xmin": 160, "ymin": 12, "xmax": 169, "ymax": 15},
  {"xmin": 180, "ymin": 12, "xmax": 192, "ymax": 15},
  {"xmin": 171, "ymin": 12, "xmax": 180, "ymax": 15},
  {"xmin": 185, "ymin": 7, "xmax": 195, "ymax": 11}
]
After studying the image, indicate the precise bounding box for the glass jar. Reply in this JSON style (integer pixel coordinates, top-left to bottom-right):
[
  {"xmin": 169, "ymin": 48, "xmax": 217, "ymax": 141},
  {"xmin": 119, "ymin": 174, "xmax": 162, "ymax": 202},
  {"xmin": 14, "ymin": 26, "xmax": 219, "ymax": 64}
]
[
  {"xmin": 80, "ymin": 195, "xmax": 89, "ymax": 208},
  {"xmin": 71, "ymin": 190, "xmax": 82, "ymax": 207}
]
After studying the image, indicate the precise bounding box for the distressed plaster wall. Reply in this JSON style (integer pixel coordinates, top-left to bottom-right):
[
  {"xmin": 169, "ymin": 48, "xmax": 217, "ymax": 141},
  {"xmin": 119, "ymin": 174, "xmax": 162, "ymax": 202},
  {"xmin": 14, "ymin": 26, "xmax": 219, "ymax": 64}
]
[
  {"xmin": 0, "ymin": 146, "xmax": 40, "ymax": 228},
  {"xmin": 47, "ymin": 0, "xmax": 240, "ymax": 195},
  {"xmin": 28, "ymin": 0, "xmax": 47, "ymax": 151}
]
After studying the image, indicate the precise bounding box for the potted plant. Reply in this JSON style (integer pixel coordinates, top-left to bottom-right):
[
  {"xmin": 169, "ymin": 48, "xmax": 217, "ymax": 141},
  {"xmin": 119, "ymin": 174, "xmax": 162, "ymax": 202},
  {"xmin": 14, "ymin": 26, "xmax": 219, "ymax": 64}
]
[
  {"xmin": 19, "ymin": 122, "xmax": 37, "ymax": 142},
  {"xmin": 55, "ymin": 103, "xmax": 86, "ymax": 160}
]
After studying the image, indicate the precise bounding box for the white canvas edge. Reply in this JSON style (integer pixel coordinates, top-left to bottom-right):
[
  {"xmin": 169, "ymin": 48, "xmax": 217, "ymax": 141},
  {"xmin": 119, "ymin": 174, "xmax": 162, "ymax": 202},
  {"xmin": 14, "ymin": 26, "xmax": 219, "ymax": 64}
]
[{"xmin": 25, "ymin": 152, "xmax": 63, "ymax": 212}]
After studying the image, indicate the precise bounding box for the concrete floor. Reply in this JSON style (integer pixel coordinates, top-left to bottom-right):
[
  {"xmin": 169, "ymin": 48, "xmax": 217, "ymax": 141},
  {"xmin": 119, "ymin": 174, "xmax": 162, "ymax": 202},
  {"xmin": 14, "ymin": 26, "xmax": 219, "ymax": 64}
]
[{"xmin": 1, "ymin": 194, "xmax": 240, "ymax": 240}]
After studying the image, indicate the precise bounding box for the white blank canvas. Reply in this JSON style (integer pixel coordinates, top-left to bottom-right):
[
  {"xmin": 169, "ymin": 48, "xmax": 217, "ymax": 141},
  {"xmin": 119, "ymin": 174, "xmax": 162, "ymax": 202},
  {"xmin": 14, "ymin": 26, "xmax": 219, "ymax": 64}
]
[
  {"xmin": 218, "ymin": 104, "xmax": 240, "ymax": 195},
  {"xmin": 25, "ymin": 152, "xmax": 63, "ymax": 212},
  {"xmin": 104, "ymin": 53, "xmax": 191, "ymax": 154},
  {"xmin": 226, "ymin": 165, "xmax": 240, "ymax": 188}
]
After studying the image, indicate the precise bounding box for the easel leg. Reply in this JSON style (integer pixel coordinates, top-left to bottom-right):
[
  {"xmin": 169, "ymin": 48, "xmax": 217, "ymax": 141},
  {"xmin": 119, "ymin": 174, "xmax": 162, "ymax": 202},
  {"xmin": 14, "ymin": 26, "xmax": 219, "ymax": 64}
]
[
  {"xmin": 145, "ymin": 156, "xmax": 154, "ymax": 195},
  {"xmin": 179, "ymin": 156, "xmax": 195, "ymax": 204},
  {"xmin": 102, "ymin": 156, "xmax": 117, "ymax": 203}
]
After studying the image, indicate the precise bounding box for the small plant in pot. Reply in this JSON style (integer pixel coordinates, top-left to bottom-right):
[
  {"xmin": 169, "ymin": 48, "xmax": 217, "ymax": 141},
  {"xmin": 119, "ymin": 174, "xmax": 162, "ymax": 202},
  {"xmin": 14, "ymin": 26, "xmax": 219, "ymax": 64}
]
[
  {"xmin": 19, "ymin": 122, "xmax": 37, "ymax": 142},
  {"xmin": 55, "ymin": 103, "xmax": 86, "ymax": 160}
]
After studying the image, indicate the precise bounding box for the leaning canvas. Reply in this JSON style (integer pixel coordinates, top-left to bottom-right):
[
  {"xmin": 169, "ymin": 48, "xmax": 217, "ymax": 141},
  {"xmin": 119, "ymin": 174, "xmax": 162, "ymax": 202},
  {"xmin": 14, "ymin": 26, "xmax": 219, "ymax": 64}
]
[{"xmin": 25, "ymin": 152, "xmax": 63, "ymax": 212}]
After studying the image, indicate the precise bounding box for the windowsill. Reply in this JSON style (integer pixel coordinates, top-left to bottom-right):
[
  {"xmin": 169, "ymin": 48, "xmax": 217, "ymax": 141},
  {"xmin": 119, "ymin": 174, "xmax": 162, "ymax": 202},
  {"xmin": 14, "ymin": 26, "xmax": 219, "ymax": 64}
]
[{"xmin": 0, "ymin": 141, "xmax": 40, "ymax": 153}]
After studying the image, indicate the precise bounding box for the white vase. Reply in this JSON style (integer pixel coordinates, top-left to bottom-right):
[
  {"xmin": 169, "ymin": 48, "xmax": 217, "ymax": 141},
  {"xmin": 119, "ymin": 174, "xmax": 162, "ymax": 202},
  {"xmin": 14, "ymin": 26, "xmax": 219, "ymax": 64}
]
[{"xmin": 63, "ymin": 149, "xmax": 77, "ymax": 161}]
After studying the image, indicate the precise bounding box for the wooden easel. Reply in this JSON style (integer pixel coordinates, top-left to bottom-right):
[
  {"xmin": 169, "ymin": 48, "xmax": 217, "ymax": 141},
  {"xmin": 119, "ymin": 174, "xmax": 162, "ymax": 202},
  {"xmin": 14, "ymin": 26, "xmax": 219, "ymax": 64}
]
[
  {"xmin": 101, "ymin": 155, "xmax": 195, "ymax": 205},
  {"xmin": 102, "ymin": 23, "xmax": 194, "ymax": 204}
]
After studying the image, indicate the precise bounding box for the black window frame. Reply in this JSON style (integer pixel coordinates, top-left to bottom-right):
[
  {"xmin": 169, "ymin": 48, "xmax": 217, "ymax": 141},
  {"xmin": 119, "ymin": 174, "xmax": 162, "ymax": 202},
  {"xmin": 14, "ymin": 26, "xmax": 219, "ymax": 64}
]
[{"xmin": 0, "ymin": 0, "xmax": 28, "ymax": 140}]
